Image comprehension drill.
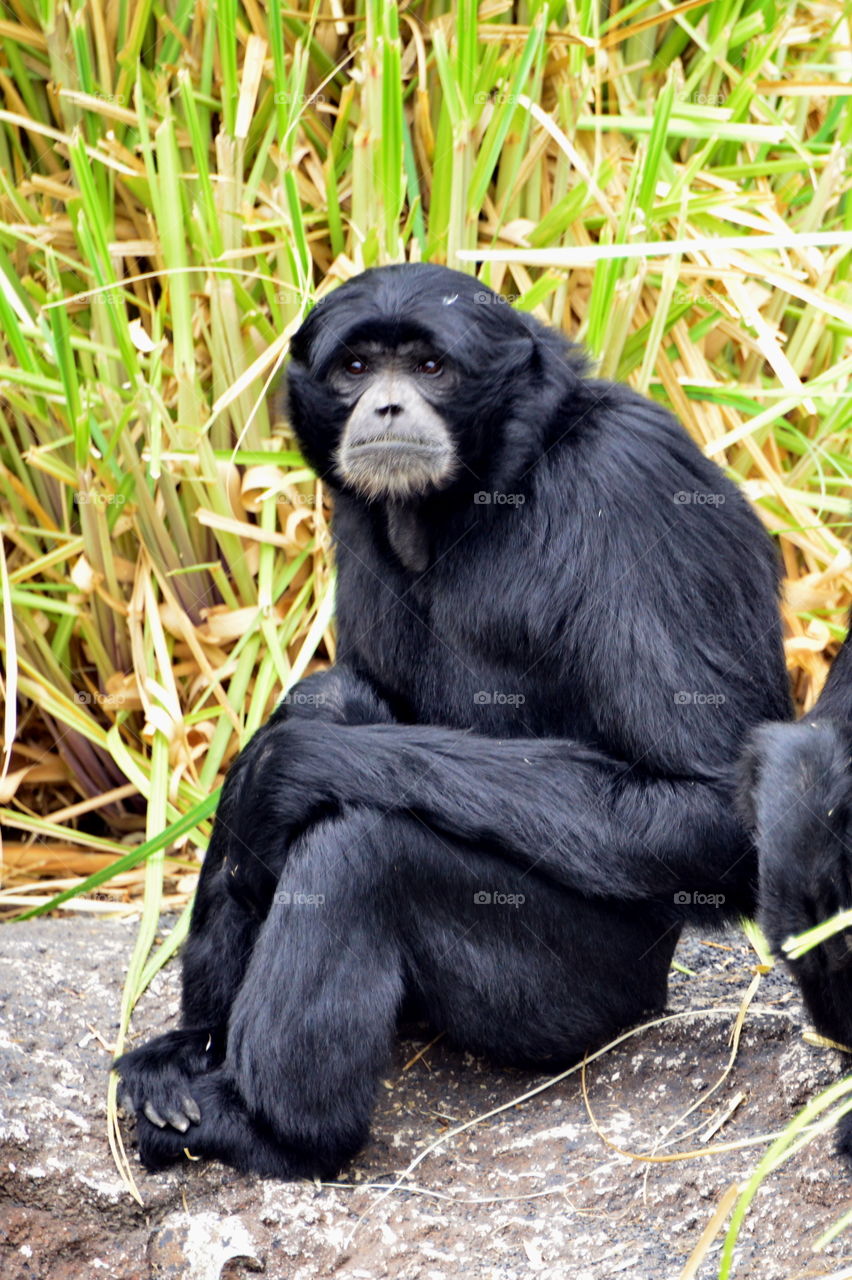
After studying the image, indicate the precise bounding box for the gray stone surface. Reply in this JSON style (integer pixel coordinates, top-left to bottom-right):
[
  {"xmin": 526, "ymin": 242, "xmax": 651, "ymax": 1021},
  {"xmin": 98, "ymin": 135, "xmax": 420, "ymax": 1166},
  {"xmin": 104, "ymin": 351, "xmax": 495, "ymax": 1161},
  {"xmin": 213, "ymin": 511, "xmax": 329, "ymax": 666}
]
[{"xmin": 0, "ymin": 917, "xmax": 850, "ymax": 1279}]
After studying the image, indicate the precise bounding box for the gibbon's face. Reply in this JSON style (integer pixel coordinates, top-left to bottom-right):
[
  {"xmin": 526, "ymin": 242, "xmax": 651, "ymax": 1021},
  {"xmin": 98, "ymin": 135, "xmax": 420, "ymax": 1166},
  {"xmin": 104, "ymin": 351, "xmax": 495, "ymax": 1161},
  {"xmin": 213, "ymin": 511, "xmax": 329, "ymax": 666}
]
[
  {"xmin": 325, "ymin": 338, "xmax": 461, "ymax": 501},
  {"xmin": 285, "ymin": 263, "xmax": 542, "ymax": 502}
]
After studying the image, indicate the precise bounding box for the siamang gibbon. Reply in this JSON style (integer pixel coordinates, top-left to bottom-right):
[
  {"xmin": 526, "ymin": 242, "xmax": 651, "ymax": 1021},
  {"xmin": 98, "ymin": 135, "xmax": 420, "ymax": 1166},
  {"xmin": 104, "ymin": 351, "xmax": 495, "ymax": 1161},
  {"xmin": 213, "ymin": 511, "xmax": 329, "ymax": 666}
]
[
  {"xmin": 741, "ymin": 613, "xmax": 852, "ymax": 1157},
  {"xmin": 115, "ymin": 263, "xmax": 792, "ymax": 1178}
]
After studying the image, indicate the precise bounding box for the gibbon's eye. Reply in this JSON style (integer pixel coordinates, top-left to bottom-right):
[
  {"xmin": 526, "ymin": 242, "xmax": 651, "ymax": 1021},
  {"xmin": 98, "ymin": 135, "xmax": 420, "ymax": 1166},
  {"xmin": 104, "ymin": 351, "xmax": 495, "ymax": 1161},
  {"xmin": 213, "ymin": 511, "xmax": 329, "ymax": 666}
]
[
  {"xmin": 344, "ymin": 358, "xmax": 369, "ymax": 376},
  {"xmin": 416, "ymin": 358, "xmax": 443, "ymax": 377}
]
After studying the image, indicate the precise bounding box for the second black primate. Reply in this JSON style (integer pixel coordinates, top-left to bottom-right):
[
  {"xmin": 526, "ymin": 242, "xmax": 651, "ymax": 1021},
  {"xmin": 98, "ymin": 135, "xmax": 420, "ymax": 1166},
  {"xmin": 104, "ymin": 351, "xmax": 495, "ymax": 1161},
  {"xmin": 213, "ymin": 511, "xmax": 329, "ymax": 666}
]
[
  {"xmin": 741, "ymin": 613, "xmax": 852, "ymax": 1157},
  {"xmin": 116, "ymin": 264, "xmax": 792, "ymax": 1177}
]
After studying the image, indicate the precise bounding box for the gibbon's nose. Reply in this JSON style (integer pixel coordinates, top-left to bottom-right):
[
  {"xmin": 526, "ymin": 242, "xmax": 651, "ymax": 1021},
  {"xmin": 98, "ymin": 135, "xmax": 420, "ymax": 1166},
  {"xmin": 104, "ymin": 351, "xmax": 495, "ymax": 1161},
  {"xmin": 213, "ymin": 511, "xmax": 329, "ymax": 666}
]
[{"xmin": 375, "ymin": 401, "xmax": 403, "ymax": 418}]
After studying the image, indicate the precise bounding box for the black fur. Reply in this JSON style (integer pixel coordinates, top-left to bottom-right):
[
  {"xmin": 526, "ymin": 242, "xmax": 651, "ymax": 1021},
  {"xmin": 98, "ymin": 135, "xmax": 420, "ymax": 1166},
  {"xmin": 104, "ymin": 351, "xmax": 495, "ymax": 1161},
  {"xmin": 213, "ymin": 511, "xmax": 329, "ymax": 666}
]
[
  {"xmin": 115, "ymin": 264, "xmax": 792, "ymax": 1178},
  {"xmin": 741, "ymin": 613, "xmax": 852, "ymax": 1158}
]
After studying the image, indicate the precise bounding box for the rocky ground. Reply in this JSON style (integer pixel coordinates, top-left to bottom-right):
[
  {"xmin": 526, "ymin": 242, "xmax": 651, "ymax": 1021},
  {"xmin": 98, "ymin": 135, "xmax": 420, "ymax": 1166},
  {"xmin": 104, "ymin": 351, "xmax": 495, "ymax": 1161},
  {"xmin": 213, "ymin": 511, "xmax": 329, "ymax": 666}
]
[{"xmin": 1, "ymin": 917, "xmax": 850, "ymax": 1280}]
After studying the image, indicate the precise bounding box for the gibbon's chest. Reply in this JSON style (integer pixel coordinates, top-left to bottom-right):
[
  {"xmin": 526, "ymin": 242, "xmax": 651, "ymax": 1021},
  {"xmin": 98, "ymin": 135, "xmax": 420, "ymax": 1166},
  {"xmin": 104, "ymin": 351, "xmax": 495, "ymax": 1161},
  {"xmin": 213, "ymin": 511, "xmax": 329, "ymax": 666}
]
[{"xmin": 332, "ymin": 507, "xmax": 569, "ymax": 734}]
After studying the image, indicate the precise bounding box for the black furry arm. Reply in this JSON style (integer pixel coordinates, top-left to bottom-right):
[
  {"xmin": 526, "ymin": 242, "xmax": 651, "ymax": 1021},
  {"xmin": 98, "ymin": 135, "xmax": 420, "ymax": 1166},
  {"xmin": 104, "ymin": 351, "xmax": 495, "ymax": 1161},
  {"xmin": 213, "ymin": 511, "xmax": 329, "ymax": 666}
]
[
  {"xmin": 239, "ymin": 718, "xmax": 749, "ymax": 907},
  {"xmin": 193, "ymin": 663, "xmax": 395, "ymax": 903},
  {"xmin": 269, "ymin": 665, "xmax": 396, "ymax": 728}
]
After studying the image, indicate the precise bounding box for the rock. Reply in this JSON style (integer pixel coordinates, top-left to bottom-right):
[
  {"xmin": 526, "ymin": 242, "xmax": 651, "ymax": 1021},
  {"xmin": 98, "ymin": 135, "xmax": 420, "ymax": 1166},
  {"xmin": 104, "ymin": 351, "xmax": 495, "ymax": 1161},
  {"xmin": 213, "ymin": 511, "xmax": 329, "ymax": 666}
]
[
  {"xmin": 148, "ymin": 1212, "xmax": 262, "ymax": 1278},
  {"xmin": 1, "ymin": 918, "xmax": 850, "ymax": 1279}
]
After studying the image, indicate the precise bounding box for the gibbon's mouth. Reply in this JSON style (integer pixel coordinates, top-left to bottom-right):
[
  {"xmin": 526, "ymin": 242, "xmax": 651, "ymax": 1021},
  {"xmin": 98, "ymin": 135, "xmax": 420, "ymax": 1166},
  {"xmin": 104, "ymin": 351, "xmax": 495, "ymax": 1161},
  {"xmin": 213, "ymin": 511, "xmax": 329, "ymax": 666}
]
[
  {"xmin": 337, "ymin": 436, "xmax": 458, "ymax": 501},
  {"xmin": 347, "ymin": 439, "xmax": 445, "ymax": 454}
]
